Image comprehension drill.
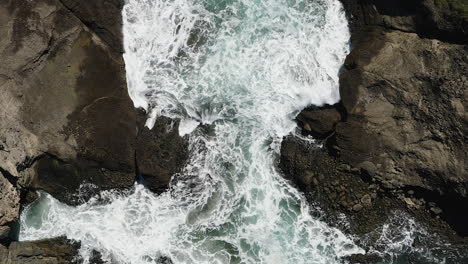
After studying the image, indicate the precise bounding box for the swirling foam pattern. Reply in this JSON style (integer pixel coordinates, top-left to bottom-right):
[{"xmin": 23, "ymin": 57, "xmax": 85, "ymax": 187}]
[{"xmin": 19, "ymin": 0, "xmax": 364, "ymax": 263}]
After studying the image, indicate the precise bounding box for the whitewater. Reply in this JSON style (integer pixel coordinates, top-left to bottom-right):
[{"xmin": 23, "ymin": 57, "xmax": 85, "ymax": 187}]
[{"xmin": 18, "ymin": 0, "xmax": 365, "ymax": 263}]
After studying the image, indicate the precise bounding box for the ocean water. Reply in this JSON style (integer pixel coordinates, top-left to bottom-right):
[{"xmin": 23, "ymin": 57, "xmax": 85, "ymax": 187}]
[{"xmin": 18, "ymin": 0, "xmax": 366, "ymax": 263}]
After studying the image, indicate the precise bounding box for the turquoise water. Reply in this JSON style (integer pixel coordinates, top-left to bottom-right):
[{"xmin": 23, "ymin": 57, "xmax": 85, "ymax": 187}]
[{"xmin": 19, "ymin": 0, "xmax": 365, "ymax": 263}]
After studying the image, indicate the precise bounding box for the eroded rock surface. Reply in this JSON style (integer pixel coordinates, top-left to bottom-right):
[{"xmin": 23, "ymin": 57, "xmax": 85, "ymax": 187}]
[
  {"xmin": 0, "ymin": 0, "xmax": 136, "ymax": 205},
  {"xmin": 0, "ymin": 172, "xmax": 19, "ymax": 242},
  {"xmin": 281, "ymin": 0, "xmax": 468, "ymax": 252},
  {"xmin": 0, "ymin": 237, "xmax": 80, "ymax": 264},
  {"xmin": 136, "ymin": 111, "xmax": 189, "ymax": 193},
  {"xmin": 296, "ymin": 103, "xmax": 343, "ymax": 138},
  {"xmin": 338, "ymin": 30, "xmax": 467, "ymax": 195},
  {"xmin": 58, "ymin": 0, "xmax": 125, "ymax": 52},
  {"xmin": 0, "ymin": 0, "xmax": 190, "ymax": 259}
]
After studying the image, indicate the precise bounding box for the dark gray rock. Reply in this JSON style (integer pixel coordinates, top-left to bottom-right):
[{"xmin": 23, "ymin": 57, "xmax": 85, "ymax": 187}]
[
  {"xmin": 296, "ymin": 104, "xmax": 342, "ymax": 138},
  {"xmin": 0, "ymin": 237, "xmax": 80, "ymax": 264},
  {"xmin": 0, "ymin": 227, "xmax": 10, "ymax": 241},
  {"xmin": 136, "ymin": 110, "xmax": 189, "ymax": 193},
  {"xmin": 0, "ymin": 0, "xmax": 190, "ymax": 261},
  {"xmin": 58, "ymin": 0, "xmax": 125, "ymax": 52},
  {"xmin": 280, "ymin": 0, "xmax": 468, "ymax": 255},
  {"xmin": 0, "ymin": 0, "xmax": 136, "ymax": 204},
  {"xmin": 0, "ymin": 171, "xmax": 19, "ymax": 244},
  {"xmin": 339, "ymin": 0, "xmax": 468, "ymax": 43},
  {"xmin": 0, "ymin": 0, "xmax": 190, "ymax": 206}
]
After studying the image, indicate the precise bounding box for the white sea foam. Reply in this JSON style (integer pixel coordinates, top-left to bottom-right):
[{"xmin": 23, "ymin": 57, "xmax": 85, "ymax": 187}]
[{"xmin": 19, "ymin": 0, "xmax": 362, "ymax": 263}]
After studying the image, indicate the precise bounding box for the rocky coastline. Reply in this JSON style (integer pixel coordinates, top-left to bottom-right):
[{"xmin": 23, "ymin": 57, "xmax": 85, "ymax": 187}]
[
  {"xmin": 0, "ymin": 0, "xmax": 466, "ymax": 263},
  {"xmin": 0, "ymin": 0, "xmax": 187, "ymax": 262},
  {"xmin": 280, "ymin": 0, "xmax": 468, "ymax": 261}
]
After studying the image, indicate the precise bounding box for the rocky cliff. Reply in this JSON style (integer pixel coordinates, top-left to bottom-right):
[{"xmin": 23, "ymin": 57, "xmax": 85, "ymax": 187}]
[
  {"xmin": 0, "ymin": 0, "xmax": 188, "ymax": 260},
  {"xmin": 280, "ymin": 0, "xmax": 468, "ymax": 257}
]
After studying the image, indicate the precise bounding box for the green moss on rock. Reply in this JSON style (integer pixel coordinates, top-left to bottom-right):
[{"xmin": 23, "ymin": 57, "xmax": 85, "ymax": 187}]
[{"xmin": 435, "ymin": 0, "xmax": 468, "ymax": 18}]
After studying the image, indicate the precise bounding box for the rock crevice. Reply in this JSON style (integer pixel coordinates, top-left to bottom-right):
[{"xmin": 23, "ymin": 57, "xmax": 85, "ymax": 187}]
[
  {"xmin": 280, "ymin": 0, "xmax": 468, "ymax": 256},
  {"xmin": 0, "ymin": 0, "xmax": 189, "ymax": 257}
]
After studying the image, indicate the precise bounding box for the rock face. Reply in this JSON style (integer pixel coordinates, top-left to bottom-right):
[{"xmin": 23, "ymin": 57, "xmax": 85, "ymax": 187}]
[
  {"xmin": 136, "ymin": 112, "xmax": 189, "ymax": 193},
  {"xmin": 0, "ymin": 0, "xmax": 189, "ymax": 204},
  {"xmin": 338, "ymin": 30, "xmax": 467, "ymax": 196},
  {"xmin": 0, "ymin": 172, "xmax": 19, "ymax": 243},
  {"xmin": 58, "ymin": 0, "xmax": 125, "ymax": 52},
  {"xmin": 296, "ymin": 104, "xmax": 343, "ymax": 138},
  {"xmin": 0, "ymin": 0, "xmax": 136, "ymax": 204},
  {"xmin": 0, "ymin": 0, "xmax": 189, "ymax": 256},
  {"xmin": 0, "ymin": 237, "xmax": 80, "ymax": 264},
  {"xmin": 280, "ymin": 0, "xmax": 468, "ymax": 246},
  {"xmin": 340, "ymin": 0, "xmax": 468, "ymax": 43}
]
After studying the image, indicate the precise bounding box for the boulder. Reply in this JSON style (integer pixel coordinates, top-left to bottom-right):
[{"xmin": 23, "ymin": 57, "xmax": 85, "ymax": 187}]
[
  {"xmin": 136, "ymin": 110, "xmax": 189, "ymax": 193},
  {"xmin": 296, "ymin": 104, "xmax": 343, "ymax": 138}
]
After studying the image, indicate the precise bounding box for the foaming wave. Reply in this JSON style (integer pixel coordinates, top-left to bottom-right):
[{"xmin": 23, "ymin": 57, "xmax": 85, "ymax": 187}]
[
  {"xmin": 361, "ymin": 212, "xmax": 468, "ymax": 264},
  {"xmin": 19, "ymin": 0, "xmax": 361, "ymax": 263}
]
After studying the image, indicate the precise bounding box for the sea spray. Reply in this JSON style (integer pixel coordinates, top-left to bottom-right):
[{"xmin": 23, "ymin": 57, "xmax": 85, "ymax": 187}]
[{"xmin": 19, "ymin": 0, "xmax": 361, "ymax": 263}]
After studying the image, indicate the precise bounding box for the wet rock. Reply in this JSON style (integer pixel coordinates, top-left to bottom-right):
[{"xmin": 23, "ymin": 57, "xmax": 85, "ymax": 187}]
[
  {"xmin": 358, "ymin": 161, "xmax": 376, "ymax": 177},
  {"xmin": 0, "ymin": 171, "xmax": 19, "ymax": 243},
  {"xmin": 0, "ymin": 0, "xmax": 136, "ymax": 204},
  {"xmin": 279, "ymin": 136, "xmax": 395, "ymax": 236},
  {"xmin": 0, "ymin": 0, "xmax": 190, "ymax": 261},
  {"xmin": 0, "ymin": 241, "xmax": 6, "ymax": 251},
  {"xmin": 89, "ymin": 250, "xmax": 105, "ymax": 264},
  {"xmin": 404, "ymin": 197, "xmax": 417, "ymax": 208},
  {"xmin": 361, "ymin": 194, "xmax": 372, "ymax": 208},
  {"xmin": 156, "ymin": 256, "xmax": 173, "ymax": 264},
  {"xmin": 343, "ymin": 253, "xmax": 383, "ymax": 264},
  {"xmin": 302, "ymin": 171, "xmax": 315, "ymax": 185},
  {"xmin": 352, "ymin": 203, "xmax": 363, "ymax": 212},
  {"xmin": 58, "ymin": 0, "xmax": 125, "ymax": 52},
  {"xmin": 431, "ymin": 207, "xmax": 443, "ymax": 215},
  {"xmin": 0, "ymin": 226, "xmax": 10, "ymax": 241},
  {"xmin": 31, "ymin": 155, "xmax": 135, "ymax": 205},
  {"xmin": 296, "ymin": 104, "xmax": 342, "ymax": 138},
  {"xmin": 281, "ymin": 1, "xmax": 468, "ymax": 256},
  {"xmin": 1, "ymin": 237, "xmax": 80, "ymax": 264},
  {"xmin": 339, "ymin": 0, "xmax": 468, "ymax": 43},
  {"xmin": 21, "ymin": 190, "xmax": 39, "ymax": 205},
  {"xmin": 135, "ymin": 111, "xmax": 189, "ymax": 193}
]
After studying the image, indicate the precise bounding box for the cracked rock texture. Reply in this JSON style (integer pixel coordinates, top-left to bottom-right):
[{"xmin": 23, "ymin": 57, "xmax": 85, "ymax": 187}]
[
  {"xmin": 0, "ymin": 0, "xmax": 189, "ymax": 253},
  {"xmin": 280, "ymin": 0, "xmax": 468, "ymax": 254},
  {"xmin": 0, "ymin": 237, "xmax": 80, "ymax": 264},
  {"xmin": 0, "ymin": 171, "xmax": 19, "ymax": 242},
  {"xmin": 0, "ymin": 0, "xmax": 189, "ymax": 204},
  {"xmin": 0, "ymin": 0, "xmax": 136, "ymax": 201},
  {"xmin": 136, "ymin": 111, "xmax": 189, "ymax": 193}
]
